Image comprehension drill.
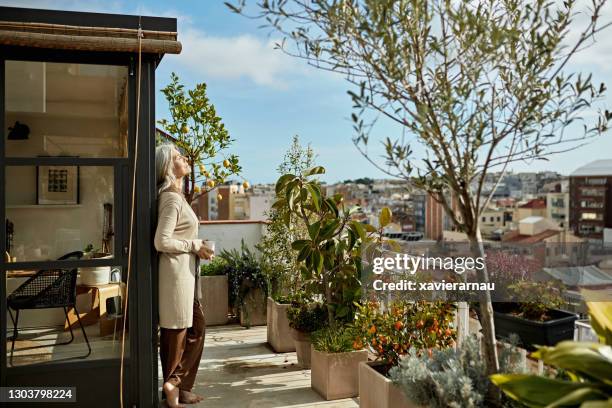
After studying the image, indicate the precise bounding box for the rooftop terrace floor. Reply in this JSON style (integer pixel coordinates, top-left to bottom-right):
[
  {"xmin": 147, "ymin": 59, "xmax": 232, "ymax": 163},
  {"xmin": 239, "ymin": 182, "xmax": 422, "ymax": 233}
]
[{"xmin": 157, "ymin": 324, "xmax": 359, "ymax": 408}]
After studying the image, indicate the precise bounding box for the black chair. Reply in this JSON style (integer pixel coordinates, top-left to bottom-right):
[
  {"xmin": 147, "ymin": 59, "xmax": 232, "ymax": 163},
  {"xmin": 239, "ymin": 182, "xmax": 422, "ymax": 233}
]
[{"xmin": 7, "ymin": 251, "xmax": 91, "ymax": 365}]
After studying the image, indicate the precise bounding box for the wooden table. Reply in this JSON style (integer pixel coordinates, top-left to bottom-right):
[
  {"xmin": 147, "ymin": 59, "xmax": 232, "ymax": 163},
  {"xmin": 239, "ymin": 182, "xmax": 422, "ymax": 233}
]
[{"xmin": 64, "ymin": 282, "xmax": 126, "ymax": 337}]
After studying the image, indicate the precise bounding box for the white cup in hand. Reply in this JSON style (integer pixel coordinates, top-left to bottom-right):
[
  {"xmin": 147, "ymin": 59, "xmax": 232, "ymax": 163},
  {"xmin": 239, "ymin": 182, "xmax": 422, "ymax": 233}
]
[{"xmin": 202, "ymin": 240, "xmax": 215, "ymax": 262}]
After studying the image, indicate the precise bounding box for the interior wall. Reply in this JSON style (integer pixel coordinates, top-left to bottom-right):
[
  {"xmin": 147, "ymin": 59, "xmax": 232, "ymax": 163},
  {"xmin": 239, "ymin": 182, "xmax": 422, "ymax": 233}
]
[{"xmin": 6, "ymin": 166, "xmax": 114, "ymax": 261}]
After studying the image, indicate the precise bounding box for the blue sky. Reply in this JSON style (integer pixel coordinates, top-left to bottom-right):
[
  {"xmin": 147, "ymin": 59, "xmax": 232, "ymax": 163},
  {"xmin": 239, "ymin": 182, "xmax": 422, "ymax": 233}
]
[{"xmin": 2, "ymin": 0, "xmax": 612, "ymax": 184}]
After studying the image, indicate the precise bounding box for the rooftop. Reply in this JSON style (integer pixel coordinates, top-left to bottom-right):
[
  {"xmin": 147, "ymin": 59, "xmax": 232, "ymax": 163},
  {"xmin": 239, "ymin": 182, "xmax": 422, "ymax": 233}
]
[
  {"xmin": 571, "ymin": 160, "xmax": 612, "ymax": 177},
  {"xmin": 519, "ymin": 198, "xmax": 546, "ymax": 209}
]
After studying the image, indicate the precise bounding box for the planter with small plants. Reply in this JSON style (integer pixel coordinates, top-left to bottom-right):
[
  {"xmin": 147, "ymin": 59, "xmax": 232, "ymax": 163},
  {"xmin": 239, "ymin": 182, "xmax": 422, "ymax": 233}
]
[
  {"xmin": 310, "ymin": 325, "xmax": 367, "ymax": 400},
  {"xmin": 286, "ymin": 298, "xmax": 327, "ymax": 368},
  {"xmin": 219, "ymin": 241, "xmax": 268, "ymax": 328},
  {"xmin": 200, "ymin": 257, "xmax": 229, "ymax": 326},
  {"xmin": 492, "ymin": 295, "xmax": 612, "ymax": 408},
  {"xmin": 493, "ymin": 280, "xmax": 577, "ymax": 349}
]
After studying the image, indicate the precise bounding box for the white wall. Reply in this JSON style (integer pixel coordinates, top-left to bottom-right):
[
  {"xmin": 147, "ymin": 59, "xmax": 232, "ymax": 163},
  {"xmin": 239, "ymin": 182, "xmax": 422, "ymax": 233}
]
[
  {"xmin": 6, "ymin": 166, "xmax": 114, "ymax": 261},
  {"xmin": 198, "ymin": 221, "xmax": 266, "ymax": 254}
]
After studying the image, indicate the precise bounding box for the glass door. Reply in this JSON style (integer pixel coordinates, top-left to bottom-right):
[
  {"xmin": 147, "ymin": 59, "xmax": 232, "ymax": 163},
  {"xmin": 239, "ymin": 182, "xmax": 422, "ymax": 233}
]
[{"xmin": 1, "ymin": 56, "xmax": 138, "ymax": 406}]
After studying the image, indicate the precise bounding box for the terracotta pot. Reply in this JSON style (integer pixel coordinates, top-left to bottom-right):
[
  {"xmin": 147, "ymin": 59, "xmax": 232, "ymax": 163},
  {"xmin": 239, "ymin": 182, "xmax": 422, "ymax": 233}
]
[
  {"xmin": 358, "ymin": 361, "xmax": 417, "ymax": 408},
  {"xmin": 290, "ymin": 328, "xmax": 312, "ymax": 368},
  {"xmin": 311, "ymin": 346, "xmax": 367, "ymax": 400},
  {"xmin": 239, "ymin": 287, "xmax": 267, "ymax": 327},
  {"xmin": 266, "ymin": 297, "xmax": 295, "ymax": 352},
  {"xmin": 201, "ymin": 275, "xmax": 228, "ymax": 326}
]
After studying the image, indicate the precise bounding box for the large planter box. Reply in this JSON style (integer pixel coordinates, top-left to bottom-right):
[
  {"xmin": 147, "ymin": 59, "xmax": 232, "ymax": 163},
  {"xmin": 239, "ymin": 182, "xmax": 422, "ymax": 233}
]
[
  {"xmin": 266, "ymin": 297, "xmax": 295, "ymax": 352},
  {"xmin": 201, "ymin": 275, "xmax": 228, "ymax": 326},
  {"xmin": 493, "ymin": 303, "xmax": 578, "ymax": 349},
  {"xmin": 239, "ymin": 287, "xmax": 267, "ymax": 327},
  {"xmin": 290, "ymin": 328, "xmax": 312, "ymax": 368},
  {"xmin": 358, "ymin": 361, "xmax": 417, "ymax": 408},
  {"xmin": 311, "ymin": 346, "xmax": 367, "ymax": 400}
]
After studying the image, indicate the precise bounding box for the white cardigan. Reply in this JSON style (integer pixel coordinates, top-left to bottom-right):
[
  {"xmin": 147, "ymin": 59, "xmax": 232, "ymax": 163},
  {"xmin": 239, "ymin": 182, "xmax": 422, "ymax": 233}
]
[{"xmin": 154, "ymin": 190, "xmax": 203, "ymax": 329}]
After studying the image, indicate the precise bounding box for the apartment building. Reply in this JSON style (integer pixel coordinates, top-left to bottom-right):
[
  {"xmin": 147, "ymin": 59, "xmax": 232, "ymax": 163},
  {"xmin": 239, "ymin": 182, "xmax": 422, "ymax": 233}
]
[{"xmin": 570, "ymin": 160, "xmax": 612, "ymax": 239}]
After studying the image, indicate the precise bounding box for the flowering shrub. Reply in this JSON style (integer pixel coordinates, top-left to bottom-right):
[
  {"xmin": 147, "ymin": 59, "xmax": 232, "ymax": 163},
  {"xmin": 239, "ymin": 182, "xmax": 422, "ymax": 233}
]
[
  {"xmin": 507, "ymin": 280, "xmax": 565, "ymax": 321},
  {"xmin": 353, "ymin": 300, "xmax": 456, "ymax": 373}
]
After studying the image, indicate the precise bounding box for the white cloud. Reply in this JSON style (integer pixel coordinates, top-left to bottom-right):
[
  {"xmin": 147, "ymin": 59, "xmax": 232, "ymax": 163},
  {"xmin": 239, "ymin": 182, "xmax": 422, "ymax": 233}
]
[
  {"xmin": 173, "ymin": 28, "xmax": 308, "ymax": 89},
  {"xmin": 562, "ymin": 0, "xmax": 612, "ymax": 72}
]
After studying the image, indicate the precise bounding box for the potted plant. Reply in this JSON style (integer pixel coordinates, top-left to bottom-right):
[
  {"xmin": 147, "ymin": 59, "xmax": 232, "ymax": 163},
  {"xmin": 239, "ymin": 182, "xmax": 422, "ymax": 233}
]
[
  {"xmin": 286, "ymin": 299, "xmax": 327, "ymax": 368},
  {"xmin": 492, "ymin": 297, "xmax": 612, "ymax": 407},
  {"xmin": 310, "ymin": 325, "xmax": 367, "ymax": 400},
  {"xmin": 200, "ymin": 257, "xmax": 229, "ymax": 326},
  {"xmin": 391, "ymin": 335, "xmax": 526, "ymax": 408},
  {"xmin": 219, "ymin": 242, "xmax": 268, "ymax": 328},
  {"xmin": 260, "ymin": 137, "xmax": 316, "ymax": 352},
  {"xmin": 354, "ymin": 300, "xmax": 456, "ymax": 408},
  {"xmin": 79, "ymin": 243, "xmax": 113, "ymax": 286},
  {"xmin": 493, "ymin": 280, "xmax": 577, "ymax": 349}
]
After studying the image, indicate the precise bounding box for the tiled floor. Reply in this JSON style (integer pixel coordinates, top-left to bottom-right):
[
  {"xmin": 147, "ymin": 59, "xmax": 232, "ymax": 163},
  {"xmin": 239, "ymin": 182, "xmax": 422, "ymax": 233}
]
[{"xmin": 157, "ymin": 325, "xmax": 359, "ymax": 408}]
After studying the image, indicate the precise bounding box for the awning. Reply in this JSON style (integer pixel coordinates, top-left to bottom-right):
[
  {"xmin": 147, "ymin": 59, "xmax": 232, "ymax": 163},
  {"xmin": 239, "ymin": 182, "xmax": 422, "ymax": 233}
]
[{"xmin": 0, "ymin": 21, "xmax": 181, "ymax": 54}]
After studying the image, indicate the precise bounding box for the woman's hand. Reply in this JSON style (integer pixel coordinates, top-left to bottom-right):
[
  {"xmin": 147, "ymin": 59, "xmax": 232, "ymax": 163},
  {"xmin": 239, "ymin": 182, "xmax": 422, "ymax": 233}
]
[{"xmin": 196, "ymin": 244, "xmax": 214, "ymax": 260}]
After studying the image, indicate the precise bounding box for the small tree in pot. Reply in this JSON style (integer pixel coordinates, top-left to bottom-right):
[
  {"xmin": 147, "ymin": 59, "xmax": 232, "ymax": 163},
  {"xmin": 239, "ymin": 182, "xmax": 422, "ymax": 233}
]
[{"xmin": 274, "ymin": 165, "xmax": 390, "ymax": 326}]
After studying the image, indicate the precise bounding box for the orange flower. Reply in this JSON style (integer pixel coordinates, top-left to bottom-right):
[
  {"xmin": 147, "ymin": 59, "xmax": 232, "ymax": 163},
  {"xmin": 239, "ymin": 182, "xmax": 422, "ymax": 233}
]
[
  {"xmin": 353, "ymin": 341, "xmax": 363, "ymax": 350},
  {"xmin": 416, "ymin": 320, "xmax": 424, "ymax": 329},
  {"xmin": 394, "ymin": 321, "xmax": 403, "ymax": 330},
  {"xmin": 445, "ymin": 328, "xmax": 452, "ymax": 337},
  {"xmin": 369, "ymin": 325, "xmax": 376, "ymax": 334},
  {"xmin": 371, "ymin": 338, "xmax": 377, "ymax": 346}
]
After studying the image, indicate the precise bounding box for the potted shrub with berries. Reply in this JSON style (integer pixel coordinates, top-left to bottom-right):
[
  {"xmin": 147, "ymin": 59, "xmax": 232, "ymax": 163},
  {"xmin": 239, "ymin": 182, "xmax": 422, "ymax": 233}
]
[{"xmin": 354, "ymin": 300, "xmax": 456, "ymax": 408}]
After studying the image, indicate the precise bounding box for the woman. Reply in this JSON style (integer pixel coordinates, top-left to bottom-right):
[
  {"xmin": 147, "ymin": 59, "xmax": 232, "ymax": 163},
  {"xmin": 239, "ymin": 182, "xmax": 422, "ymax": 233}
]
[{"xmin": 154, "ymin": 144, "xmax": 213, "ymax": 407}]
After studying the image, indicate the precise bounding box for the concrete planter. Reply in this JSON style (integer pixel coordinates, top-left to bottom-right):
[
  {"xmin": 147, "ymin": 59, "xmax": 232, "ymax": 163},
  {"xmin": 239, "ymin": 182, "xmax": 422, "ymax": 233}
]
[
  {"xmin": 201, "ymin": 275, "xmax": 229, "ymax": 326},
  {"xmin": 290, "ymin": 328, "xmax": 312, "ymax": 368},
  {"xmin": 266, "ymin": 297, "xmax": 295, "ymax": 352},
  {"xmin": 359, "ymin": 361, "xmax": 417, "ymax": 408},
  {"xmin": 239, "ymin": 287, "xmax": 267, "ymax": 327},
  {"xmin": 311, "ymin": 346, "xmax": 367, "ymax": 400}
]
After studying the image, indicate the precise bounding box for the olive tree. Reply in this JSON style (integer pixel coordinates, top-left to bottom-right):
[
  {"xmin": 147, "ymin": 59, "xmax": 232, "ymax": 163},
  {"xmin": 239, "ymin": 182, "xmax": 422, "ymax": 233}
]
[{"xmin": 227, "ymin": 0, "xmax": 612, "ymax": 380}]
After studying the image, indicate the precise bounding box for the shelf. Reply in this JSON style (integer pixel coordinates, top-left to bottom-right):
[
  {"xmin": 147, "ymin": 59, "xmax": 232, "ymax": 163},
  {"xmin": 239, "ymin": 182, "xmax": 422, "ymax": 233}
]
[{"xmin": 6, "ymin": 204, "xmax": 82, "ymax": 209}]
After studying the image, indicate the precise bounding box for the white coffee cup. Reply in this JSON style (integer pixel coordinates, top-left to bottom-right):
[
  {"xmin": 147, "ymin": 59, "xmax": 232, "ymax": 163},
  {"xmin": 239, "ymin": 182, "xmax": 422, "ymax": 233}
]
[{"xmin": 202, "ymin": 240, "xmax": 215, "ymax": 263}]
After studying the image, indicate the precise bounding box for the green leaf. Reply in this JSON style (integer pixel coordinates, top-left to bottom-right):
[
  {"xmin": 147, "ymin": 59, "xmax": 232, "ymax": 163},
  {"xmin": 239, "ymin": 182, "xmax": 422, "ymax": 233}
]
[
  {"xmin": 531, "ymin": 342, "xmax": 612, "ymax": 385},
  {"xmin": 320, "ymin": 220, "xmax": 340, "ymax": 239},
  {"xmin": 306, "ymin": 184, "xmax": 322, "ymax": 211},
  {"xmin": 379, "ymin": 207, "xmax": 392, "ymax": 227},
  {"xmin": 303, "ymin": 166, "xmax": 326, "ymax": 177},
  {"xmin": 275, "ymin": 174, "xmax": 295, "ymax": 194},
  {"xmin": 291, "ymin": 240, "xmax": 310, "ymax": 251},
  {"xmin": 308, "ymin": 221, "xmax": 321, "ymax": 240},
  {"xmin": 490, "ymin": 374, "xmax": 595, "ymax": 408},
  {"xmin": 351, "ymin": 221, "xmax": 367, "ymax": 241},
  {"xmin": 297, "ymin": 246, "xmax": 311, "ymax": 262}
]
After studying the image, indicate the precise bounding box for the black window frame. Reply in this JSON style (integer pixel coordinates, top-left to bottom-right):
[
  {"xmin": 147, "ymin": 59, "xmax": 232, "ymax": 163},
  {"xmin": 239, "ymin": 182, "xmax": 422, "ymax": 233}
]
[{"xmin": 1, "ymin": 46, "xmax": 136, "ymax": 378}]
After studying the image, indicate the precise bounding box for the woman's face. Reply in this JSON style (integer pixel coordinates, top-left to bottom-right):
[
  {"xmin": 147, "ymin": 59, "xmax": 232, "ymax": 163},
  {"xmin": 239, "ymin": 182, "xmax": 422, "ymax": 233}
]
[{"xmin": 172, "ymin": 148, "xmax": 191, "ymax": 178}]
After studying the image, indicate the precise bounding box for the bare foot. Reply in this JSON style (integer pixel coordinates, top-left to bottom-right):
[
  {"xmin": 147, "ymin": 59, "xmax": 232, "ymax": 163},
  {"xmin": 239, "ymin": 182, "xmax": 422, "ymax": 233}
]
[
  {"xmin": 163, "ymin": 382, "xmax": 185, "ymax": 408},
  {"xmin": 179, "ymin": 390, "xmax": 204, "ymax": 404}
]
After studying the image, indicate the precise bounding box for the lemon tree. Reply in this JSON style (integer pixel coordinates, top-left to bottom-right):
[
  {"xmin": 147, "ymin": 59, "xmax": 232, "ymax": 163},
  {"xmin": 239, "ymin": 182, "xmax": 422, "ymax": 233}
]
[{"xmin": 158, "ymin": 72, "xmax": 242, "ymax": 203}]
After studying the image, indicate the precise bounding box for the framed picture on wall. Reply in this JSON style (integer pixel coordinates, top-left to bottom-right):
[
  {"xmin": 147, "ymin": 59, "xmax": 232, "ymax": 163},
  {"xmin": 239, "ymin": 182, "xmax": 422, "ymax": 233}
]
[{"xmin": 36, "ymin": 165, "xmax": 80, "ymax": 205}]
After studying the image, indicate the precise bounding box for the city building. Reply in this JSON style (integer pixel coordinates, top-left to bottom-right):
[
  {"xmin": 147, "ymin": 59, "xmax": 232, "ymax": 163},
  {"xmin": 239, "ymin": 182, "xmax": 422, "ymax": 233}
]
[
  {"xmin": 547, "ymin": 192, "xmax": 570, "ymax": 228},
  {"xmin": 515, "ymin": 198, "xmax": 547, "ymax": 221},
  {"xmin": 570, "ymin": 160, "xmax": 612, "ymax": 239}
]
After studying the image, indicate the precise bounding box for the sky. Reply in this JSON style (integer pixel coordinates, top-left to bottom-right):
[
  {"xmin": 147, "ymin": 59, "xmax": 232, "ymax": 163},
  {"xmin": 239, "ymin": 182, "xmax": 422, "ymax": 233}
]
[{"xmin": 2, "ymin": 0, "xmax": 612, "ymax": 184}]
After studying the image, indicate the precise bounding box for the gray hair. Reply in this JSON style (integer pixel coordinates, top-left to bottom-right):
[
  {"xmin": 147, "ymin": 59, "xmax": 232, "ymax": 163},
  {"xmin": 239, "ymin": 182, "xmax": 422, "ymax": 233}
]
[{"xmin": 155, "ymin": 143, "xmax": 181, "ymax": 196}]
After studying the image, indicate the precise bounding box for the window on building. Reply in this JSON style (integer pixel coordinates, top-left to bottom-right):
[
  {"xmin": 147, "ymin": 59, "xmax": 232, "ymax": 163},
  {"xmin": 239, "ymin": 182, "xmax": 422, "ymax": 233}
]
[{"xmin": 581, "ymin": 212, "xmax": 603, "ymax": 221}]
